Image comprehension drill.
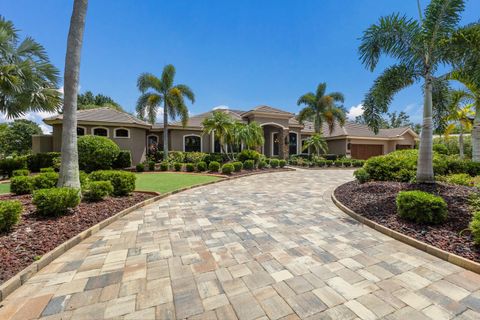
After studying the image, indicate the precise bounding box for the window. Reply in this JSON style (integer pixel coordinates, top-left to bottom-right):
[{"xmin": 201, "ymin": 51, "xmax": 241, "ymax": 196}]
[
  {"xmin": 114, "ymin": 128, "xmax": 130, "ymax": 138},
  {"xmin": 272, "ymin": 133, "xmax": 279, "ymax": 156},
  {"xmin": 147, "ymin": 135, "xmax": 158, "ymax": 146},
  {"xmin": 93, "ymin": 127, "xmax": 108, "ymax": 137},
  {"xmin": 289, "ymin": 132, "xmax": 298, "ymax": 155},
  {"xmin": 77, "ymin": 127, "xmax": 85, "ymax": 136},
  {"xmin": 184, "ymin": 135, "xmax": 201, "ymax": 152}
]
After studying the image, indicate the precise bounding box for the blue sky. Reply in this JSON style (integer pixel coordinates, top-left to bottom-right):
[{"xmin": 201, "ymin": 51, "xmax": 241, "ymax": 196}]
[{"xmin": 2, "ymin": 0, "xmax": 480, "ymax": 129}]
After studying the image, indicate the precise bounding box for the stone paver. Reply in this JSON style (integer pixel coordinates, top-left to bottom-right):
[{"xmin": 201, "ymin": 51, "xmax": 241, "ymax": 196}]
[{"xmin": 2, "ymin": 169, "xmax": 480, "ymax": 319}]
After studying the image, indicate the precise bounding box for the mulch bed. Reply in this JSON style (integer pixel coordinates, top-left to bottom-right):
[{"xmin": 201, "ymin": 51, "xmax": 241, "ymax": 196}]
[
  {"xmin": 0, "ymin": 192, "xmax": 153, "ymax": 285},
  {"xmin": 334, "ymin": 181, "xmax": 480, "ymax": 263}
]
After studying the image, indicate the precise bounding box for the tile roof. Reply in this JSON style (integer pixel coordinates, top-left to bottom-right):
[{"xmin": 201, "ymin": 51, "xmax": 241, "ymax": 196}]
[
  {"xmin": 301, "ymin": 120, "xmax": 416, "ymax": 138},
  {"xmin": 165, "ymin": 109, "xmax": 246, "ymax": 128},
  {"xmin": 248, "ymin": 105, "xmax": 294, "ymax": 116},
  {"xmin": 44, "ymin": 107, "xmax": 150, "ymax": 127}
]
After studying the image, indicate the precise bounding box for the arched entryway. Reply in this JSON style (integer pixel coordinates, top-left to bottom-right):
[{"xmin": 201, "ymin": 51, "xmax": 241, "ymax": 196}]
[{"xmin": 260, "ymin": 123, "xmax": 287, "ymax": 158}]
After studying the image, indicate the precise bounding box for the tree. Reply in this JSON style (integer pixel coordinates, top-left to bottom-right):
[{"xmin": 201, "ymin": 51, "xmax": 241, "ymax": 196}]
[
  {"xmin": 302, "ymin": 133, "xmax": 328, "ymax": 156},
  {"xmin": 237, "ymin": 121, "xmax": 265, "ymax": 150},
  {"xmin": 0, "ymin": 16, "xmax": 62, "ymax": 118},
  {"xmin": 57, "ymin": 0, "xmax": 88, "ymax": 189},
  {"xmin": 355, "ymin": 111, "xmax": 416, "ymax": 129},
  {"xmin": 297, "ymin": 83, "xmax": 346, "ymax": 134},
  {"xmin": 77, "ymin": 90, "xmax": 123, "ymax": 111},
  {"xmin": 358, "ymin": 0, "xmax": 468, "ymax": 182},
  {"xmin": 0, "ymin": 120, "xmax": 41, "ymax": 156},
  {"xmin": 444, "ymin": 90, "xmax": 474, "ymax": 159},
  {"xmin": 202, "ymin": 110, "xmax": 234, "ymax": 157},
  {"xmin": 136, "ymin": 65, "xmax": 194, "ymax": 158}
]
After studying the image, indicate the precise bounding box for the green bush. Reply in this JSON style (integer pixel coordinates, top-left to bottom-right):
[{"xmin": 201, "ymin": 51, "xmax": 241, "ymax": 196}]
[
  {"xmin": 334, "ymin": 161, "xmax": 343, "ymax": 167},
  {"xmin": 32, "ymin": 172, "xmax": 59, "ymax": 190},
  {"xmin": 325, "ymin": 160, "xmax": 333, "ymax": 167},
  {"xmin": 113, "ymin": 150, "xmax": 132, "ymax": 169},
  {"xmin": 208, "ymin": 161, "xmax": 220, "ymax": 172},
  {"xmin": 12, "ymin": 169, "xmax": 29, "ymax": 177},
  {"xmin": 433, "ymin": 136, "xmax": 472, "ymax": 158},
  {"xmin": 470, "ymin": 211, "xmax": 480, "ymax": 244},
  {"xmin": 238, "ymin": 150, "xmax": 260, "ymax": 163},
  {"xmin": 78, "ymin": 135, "xmax": 120, "ymax": 172},
  {"xmin": 197, "ymin": 161, "xmax": 207, "ymax": 172},
  {"xmin": 148, "ymin": 161, "xmax": 155, "ymax": 171},
  {"xmin": 221, "ymin": 163, "xmax": 234, "ymax": 175},
  {"xmin": 167, "ymin": 151, "xmax": 185, "ymax": 163},
  {"xmin": 186, "ymin": 163, "xmax": 195, "ymax": 172},
  {"xmin": 258, "ymin": 161, "xmax": 267, "ymax": 169},
  {"xmin": 26, "ymin": 152, "xmax": 60, "ymax": 172},
  {"xmin": 0, "ymin": 200, "xmax": 22, "ymax": 232},
  {"xmin": 279, "ymin": 160, "xmax": 287, "ymax": 168},
  {"xmin": 40, "ymin": 167, "xmax": 55, "ymax": 173},
  {"xmin": 354, "ymin": 168, "xmax": 370, "ymax": 184},
  {"xmin": 467, "ymin": 161, "xmax": 480, "ymax": 177},
  {"xmin": 289, "ymin": 159, "xmax": 298, "ymax": 166},
  {"xmin": 33, "ymin": 188, "xmax": 80, "ymax": 216},
  {"xmin": 79, "ymin": 170, "xmax": 89, "ymax": 187},
  {"xmin": 0, "ymin": 157, "xmax": 27, "ymax": 177},
  {"xmin": 136, "ymin": 163, "xmax": 145, "ymax": 172},
  {"xmin": 396, "ymin": 191, "xmax": 448, "ymax": 224},
  {"xmin": 203, "ymin": 153, "xmax": 225, "ymax": 164},
  {"xmin": 10, "ymin": 176, "xmax": 33, "ymax": 195},
  {"xmin": 89, "ymin": 170, "xmax": 136, "ymax": 196},
  {"xmin": 174, "ymin": 162, "xmax": 182, "ymax": 171},
  {"xmin": 243, "ymin": 160, "xmax": 255, "ymax": 170},
  {"xmin": 342, "ymin": 160, "xmax": 352, "ymax": 167},
  {"xmin": 160, "ymin": 161, "xmax": 169, "ymax": 171},
  {"xmin": 83, "ymin": 181, "xmax": 113, "ymax": 202},
  {"xmin": 232, "ymin": 162, "xmax": 243, "ymax": 172},
  {"xmin": 433, "ymin": 144, "xmax": 449, "ymax": 155},
  {"xmin": 437, "ymin": 173, "xmax": 473, "ymax": 186},
  {"xmin": 270, "ymin": 159, "xmax": 279, "ymax": 168},
  {"xmin": 316, "ymin": 159, "xmax": 326, "ymax": 167},
  {"xmin": 352, "ymin": 160, "xmax": 365, "ymax": 167},
  {"xmin": 184, "ymin": 152, "xmax": 207, "ymax": 164}
]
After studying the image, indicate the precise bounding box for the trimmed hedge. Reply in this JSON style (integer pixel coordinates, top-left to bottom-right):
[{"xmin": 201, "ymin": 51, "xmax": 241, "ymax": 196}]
[
  {"xmin": 160, "ymin": 162, "xmax": 169, "ymax": 171},
  {"xmin": 270, "ymin": 159, "xmax": 279, "ymax": 168},
  {"xmin": 238, "ymin": 150, "xmax": 260, "ymax": 163},
  {"xmin": 174, "ymin": 162, "xmax": 182, "ymax": 171},
  {"xmin": 258, "ymin": 160, "xmax": 267, "ymax": 169},
  {"xmin": 26, "ymin": 152, "xmax": 60, "ymax": 172},
  {"xmin": 243, "ymin": 160, "xmax": 255, "ymax": 170},
  {"xmin": 83, "ymin": 181, "xmax": 114, "ymax": 202},
  {"xmin": 0, "ymin": 157, "xmax": 27, "ymax": 177},
  {"xmin": 0, "ymin": 200, "xmax": 22, "ymax": 232},
  {"xmin": 232, "ymin": 162, "xmax": 243, "ymax": 172},
  {"xmin": 113, "ymin": 150, "xmax": 132, "ymax": 169},
  {"xmin": 354, "ymin": 168, "xmax": 370, "ymax": 184},
  {"xmin": 40, "ymin": 167, "xmax": 55, "ymax": 173},
  {"xmin": 221, "ymin": 163, "xmax": 234, "ymax": 175},
  {"xmin": 208, "ymin": 161, "xmax": 220, "ymax": 172},
  {"xmin": 10, "ymin": 176, "xmax": 33, "ymax": 195},
  {"xmin": 78, "ymin": 135, "xmax": 120, "ymax": 172},
  {"xmin": 197, "ymin": 161, "xmax": 207, "ymax": 172},
  {"xmin": 89, "ymin": 170, "xmax": 136, "ymax": 196},
  {"xmin": 33, "ymin": 188, "xmax": 80, "ymax": 216},
  {"xmin": 12, "ymin": 169, "xmax": 29, "ymax": 177},
  {"xmin": 186, "ymin": 163, "xmax": 195, "ymax": 172},
  {"xmin": 437, "ymin": 173, "xmax": 473, "ymax": 186},
  {"xmin": 32, "ymin": 172, "xmax": 58, "ymax": 190},
  {"xmin": 279, "ymin": 160, "xmax": 286, "ymax": 168},
  {"xmin": 396, "ymin": 191, "xmax": 448, "ymax": 224},
  {"xmin": 136, "ymin": 163, "xmax": 145, "ymax": 172},
  {"xmin": 148, "ymin": 161, "xmax": 156, "ymax": 171}
]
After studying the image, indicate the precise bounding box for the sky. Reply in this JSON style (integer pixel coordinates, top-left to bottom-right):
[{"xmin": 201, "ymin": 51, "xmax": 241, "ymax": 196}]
[{"xmin": 1, "ymin": 0, "xmax": 480, "ymax": 132}]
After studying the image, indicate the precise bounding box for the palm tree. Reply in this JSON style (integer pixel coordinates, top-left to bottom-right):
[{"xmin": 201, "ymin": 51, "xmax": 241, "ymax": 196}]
[
  {"xmin": 57, "ymin": 0, "xmax": 88, "ymax": 189},
  {"xmin": 444, "ymin": 91, "xmax": 474, "ymax": 159},
  {"xmin": 0, "ymin": 16, "xmax": 62, "ymax": 118},
  {"xmin": 358, "ymin": 0, "xmax": 468, "ymax": 183},
  {"xmin": 202, "ymin": 110, "xmax": 234, "ymax": 157},
  {"xmin": 302, "ymin": 133, "xmax": 328, "ymax": 156},
  {"xmin": 136, "ymin": 65, "xmax": 194, "ymax": 158},
  {"xmin": 297, "ymin": 83, "xmax": 346, "ymax": 134},
  {"xmin": 238, "ymin": 121, "xmax": 265, "ymax": 150}
]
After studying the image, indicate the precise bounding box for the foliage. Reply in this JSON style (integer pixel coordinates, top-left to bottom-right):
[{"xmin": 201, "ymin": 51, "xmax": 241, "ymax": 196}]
[
  {"xmin": 270, "ymin": 159, "xmax": 279, "ymax": 168},
  {"xmin": 396, "ymin": 191, "xmax": 448, "ymax": 224},
  {"xmin": 77, "ymin": 91, "xmax": 123, "ymax": 111},
  {"xmin": 32, "ymin": 172, "xmax": 59, "ymax": 190},
  {"xmin": 40, "ymin": 167, "xmax": 55, "ymax": 173},
  {"xmin": 10, "ymin": 176, "xmax": 33, "ymax": 195},
  {"xmin": 82, "ymin": 181, "xmax": 113, "ymax": 202},
  {"xmin": 89, "ymin": 170, "xmax": 136, "ymax": 196},
  {"xmin": 232, "ymin": 162, "xmax": 243, "ymax": 172},
  {"xmin": 302, "ymin": 134, "xmax": 328, "ymax": 156},
  {"xmin": 186, "ymin": 163, "xmax": 195, "ymax": 172},
  {"xmin": 202, "ymin": 111, "xmax": 234, "ymax": 155},
  {"xmin": 184, "ymin": 152, "xmax": 207, "ymax": 164},
  {"xmin": 258, "ymin": 160, "xmax": 267, "ymax": 169},
  {"xmin": 221, "ymin": 163, "xmax": 234, "ymax": 175},
  {"xmin": 0, "ymin": 200, "xmax": 22, "ymax": 232},
  {"xmin": 12, "ymin": 169, "xmax": 29, "ymax": 177},
  {"xmin": 197, "ymin": 161, "xmax": 207, "ymax": 172},
  {"xmin": 160, "ymin": 162, "xmax": 169, "ymax": 171},
  {"xmin": 354, "ymin": 168, "xmax": 370, "ymax": 183},
  {"xmin": 208, "ymin": 161, "xmax": 220, "ymax": 172},
  {"xmin": 113, "ymin": 150, "xmax": 132, "ymax": 169},
  {"xmin": 0, "ymin": 120, "xmax": 42, "ymax": 156},
  {"xmin": 136, "ymin": 163, "xmax": 145, "ymax": 172},
  {"xmin": 437, "ymin": 173, "xmax": 473, "ymax": 186},
  {"xmin": 167, "ymin": 151, "xmax": 185, "ymax": 163},
  {"xmin": 0, "ymin": 157, "xmax": 27, "ymax": 177},
  {"xmin": 433, "ymin": 136, "xmax": 472, "ymax": 158},
  {"xmin": 470, "ymin": 211, "xmax": 480, "ymax": 245},
  {"xmin": 26, "ymin": 152, "xmax": 60, "ymax": 172},
  {"xmin": 148, "ymin": 161, "xmax": 155, "ymax": 171},
  {"xmin": 433, "ymin": 143, "xmax": 449, "ymax": 155},
  {"xmin": 174, "ymin": 162, "xmax": 182, "ymax": 171},
  {"xmin": 78, "ymin": 135, "xmax": 120, "ymax": 172},
  {"xmin": 238, "ymin": 150, "xmax": 260, "ymax": 163},
  {"xmin": 279, "ymin": 160, "xmax": 286, "ymax": 168},
  {"xmin": 354, "ymin": 111, "xmax": 416, "ymax": 130},
  {"xmin": 33, "ymin": 188, "xmax": 80, "ymax": 216},
  {"xmin": 243, "ymin": 160, "xmax": 255, "ymax": 170}
]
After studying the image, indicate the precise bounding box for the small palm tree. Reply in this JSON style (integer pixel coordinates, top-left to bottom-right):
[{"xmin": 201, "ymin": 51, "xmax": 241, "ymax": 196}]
[
  {"xmin": 302, "ymin": 133, "xmax": 328, "ymax": 156},
  {"xmin": 359, "ymin": 0, "xmax": 469, "ymax": 182},
  {"xmin": 202, "ymin": 110, "xmax": 234, "ymax": 157},
  {"xmin": 444, "ymin": 91, "xmax": 474, "ymax": 159},
  {"xmin": 297, "ymin": 83, "xmax": 346, "ymax": 134},
  {"xmin": 235, "ymin": 121, "xmax": 265, "ymax": 150},
  {"xmin": 136, "ymin": 65, "xmax": 194, "ymax": 157}
]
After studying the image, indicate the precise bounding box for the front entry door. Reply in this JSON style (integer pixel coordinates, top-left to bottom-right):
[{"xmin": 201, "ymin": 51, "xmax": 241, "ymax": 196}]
[{"xmin": 272, "ymin": 133, "xmax": 279, "ymax": 156}]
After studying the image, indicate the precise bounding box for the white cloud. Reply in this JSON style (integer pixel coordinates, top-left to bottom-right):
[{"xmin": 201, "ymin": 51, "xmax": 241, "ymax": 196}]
[
  {"xmin": 213, "ymin": 105, "xmax": 229, "ymax": 110},
  {"xmin": 0, "ymin": 110, "xmax": 58, "ymax": 134},
  {"xmin": 346, "ymin": 104, "xmax": 364, "ymax": 120}
]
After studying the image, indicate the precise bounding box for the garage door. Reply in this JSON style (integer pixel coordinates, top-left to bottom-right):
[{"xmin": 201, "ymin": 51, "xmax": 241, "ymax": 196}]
[{"xmin": 351, "ymin": 144, "xmax": 383, "ymax": 160}]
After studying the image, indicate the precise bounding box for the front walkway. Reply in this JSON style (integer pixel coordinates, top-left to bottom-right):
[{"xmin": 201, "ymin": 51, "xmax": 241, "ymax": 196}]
[{"xmin": 2, "ymin": 170, "xmax": 480, "ymax": 320}]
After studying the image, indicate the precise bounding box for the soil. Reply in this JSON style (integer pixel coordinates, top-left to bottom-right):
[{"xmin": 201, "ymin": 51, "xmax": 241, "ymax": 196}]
[
  {"xmin": 334, "ymin": 181, "xmax": 480, "ymax": 262},
  {"xmin": 0, "ymin": 192, "xmax": 153, "ymax": 284}
]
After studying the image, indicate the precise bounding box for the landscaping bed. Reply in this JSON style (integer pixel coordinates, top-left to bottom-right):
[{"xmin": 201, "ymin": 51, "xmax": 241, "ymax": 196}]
[
  {"xmin": 334, "ymin": 181, "xmax": 480, "ymax": 262},
  {"xmin": 0, "ymin": 192, "xmax": 153, "ymax": 284}
]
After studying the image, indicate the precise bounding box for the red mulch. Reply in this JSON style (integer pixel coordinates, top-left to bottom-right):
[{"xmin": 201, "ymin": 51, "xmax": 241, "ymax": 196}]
[
  {"xmin": 334, "ymin": 181, "xmax": 480, "ymax": 263},
  {"xmin": 0, "ymin": 192, "xmax": 153, "ymax": 284}
]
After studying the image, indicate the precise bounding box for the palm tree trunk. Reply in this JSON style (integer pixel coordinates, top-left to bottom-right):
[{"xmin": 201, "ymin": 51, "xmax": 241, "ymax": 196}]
[
  {"xmin": 163, "ymin": 100, "xmax": 168, "ymax": 158},
  {"xmin": 459, "ymin": 124, "xmax": 464, "ymax": 159},
  {"xmin": 416, "ymin": 75, "xmax": 435, "ymax": 183},
  {"xmin": 472, "ymin": 103, "xmax": 480, "ymax": 162},
  {"xmin": 58, "ymin": 0, "xmax": 88, "ymax": 188}
]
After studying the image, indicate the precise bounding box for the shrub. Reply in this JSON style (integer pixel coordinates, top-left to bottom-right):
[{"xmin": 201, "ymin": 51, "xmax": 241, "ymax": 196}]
[
  {"xmin": 289, "ymin": 159, "xmax": 298, "ymax": 166},
  {"xmin": 32, "ymin": 172, "xmax": 59, "ymax": 190},
  {"xmin": 0, "ymin": 200, "xmax": 22, "ymax": 232},
  {"xmin": 334, "ymin": 161, "xmax": 343, "ymax": 167},
  {"xmin": 26, "ymin": 152, "xmax": 60, "ymax": 172},
  {"xmin": 342, "ymin": 160, "xmax": 352, "ymax": 167},
  {"xmin": 221, "ymin": 163, "xmax": 234, "ymax": 175},
  {"xmin": 136, "ymin": 163, "xmax": 145, "ymax": 172},
  {"xmin": 197, "ymin": 161, "xmax": 207, "ymax": 172},
  {"xmin": 83, "ymin": 181, "xmax": 114, "ymax": 202},
  {"xmin": 325, "ymin": 160, "xmax": 333, "ymax": 167},
  {"xmin": 232, "ymin": 162, "xmax": 243, "ymax": 172},
  {"xmin": 174, "ymin": 162, "xmax": 182, "ymax": 171},
  {"xmin": 258, "ymin": 161, "xmax": 267, "ymax": 169},
  {"xmin": 270, "ymin": 159, "xmax": 279, "ymax": 168},
  {"xmin": 437, "ymin": 173, "xmax": 473, "ymax": 186},
  {"xmin": 184, "ymin": 152, "xmax": 207, "ymax": 164},
  {"xmin": 467, "ymin": 161, "xmax": 480, "ymax": 177},
  {"xmin": 352, "ymin": 160, "xmax": 365, "ymax": 167},
  {"xmin": 160, "ymin": 162, "xmax": 169, "ymax": 171},
  {"xmin": 10, "ymin": 176, "xmax": 33, "ymax": 195},
  {"xmin": 208, "ymin": 161, "xmax": 220, "ymax": 172},
  {"xmin": 0, "ymin": 157, "xmax": 27, "ymax": 177},
  {"xmin": 89, "ymin": 170, "xmax": 136, "ymax": 196},
  {"xmin": 204, "ymin": 153, "xmax": 227, "ymax": 164},
  {"xmin": 434, "ymin": 136, "xmax": 472, "ymax": 158},
  {"xmin": 316, "ymin": 160, "xmax": 326, "ymax": 167},
  {"xmin": 78, "ymin": 135, "xmax": 120, "ymax": 172},
  {"xmin": 113, "ymin": 150, "xmax": 132, "ymax": 169},
  {"xmin": 33, "ymin": 188, "xmax": 80, "ymax": 216},
  {"xmin": 354, "ymin": 168, "xmax": 370, "ymax": 184},
  {"xmin": 396, "ymin": 191, "xmax": 448, "ymax": 224},
  {"xmin": 279, "ymin": 160, "xmax": 287, "ymax": 168},
  {"xmin": 148, "ymin": 161, "xmax": 156, "ymax": 171},
  {"xmin": 40, "ymin": 167, "xmax": 55, "ymax": 173},
  {"xmin": 79, "ymin": 171, "xmax": 89, "ymax": 187},
  {"xmin": 470, "ymin": 211, "xmax": 480, "ymax": 244},
  {"xmin": 243, "ymin": 160, "xmax": 255, "ymax": 170},
  {"xmin": 433, "ymin": 144, "xmax": 449, "ymax": 155},
  {"xmin": 167, "ymin": 151, "xmax": 185, "ymax": 163},
  {"xmin": 186, "ymin": 163, "xmax": 195, "ymax": 172},
  {"xmin": 324, "ymin": 154, "xmax": 338, "ymax": 161},
  {"xmin": 238, "ymin": 150, "xmax": 260, "ymax": 163},
  {"xmin": 12, "ymin": 169, "xmax": 29, "ymax": 177}
]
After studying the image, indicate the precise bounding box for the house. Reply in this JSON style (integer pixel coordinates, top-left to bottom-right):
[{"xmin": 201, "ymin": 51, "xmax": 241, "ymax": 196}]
[{"xmin": 32, "ymin": 106, "xmax": 418, "ymax": 164}]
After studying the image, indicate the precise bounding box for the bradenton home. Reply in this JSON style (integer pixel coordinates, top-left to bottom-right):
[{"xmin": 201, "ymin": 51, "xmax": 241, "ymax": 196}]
[{"xmin": 32, "ymin": 106, "xmax": 418, "ymax": 165}]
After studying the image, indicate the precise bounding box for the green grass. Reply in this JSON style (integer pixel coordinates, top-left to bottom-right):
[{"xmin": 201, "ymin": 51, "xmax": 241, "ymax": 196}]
[
  {"xmin": 0, "ymin": 183, "xmax": 10, "ymax": 194},
  {"xmin": 135, "ymin": 172, "xmax": 221, "ymax": 194}
]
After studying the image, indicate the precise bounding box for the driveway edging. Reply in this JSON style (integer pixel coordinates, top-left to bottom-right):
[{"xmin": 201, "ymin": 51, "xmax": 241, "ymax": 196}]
[{"xmin": 331, "ymin": 191, "xmax": 480, "ymax": 275}]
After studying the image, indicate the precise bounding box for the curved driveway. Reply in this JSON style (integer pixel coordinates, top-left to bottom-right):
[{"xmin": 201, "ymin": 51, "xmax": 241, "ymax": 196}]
[{"xmin": 2, "ymin": 169, "xmax": 480, "ymax": 319}]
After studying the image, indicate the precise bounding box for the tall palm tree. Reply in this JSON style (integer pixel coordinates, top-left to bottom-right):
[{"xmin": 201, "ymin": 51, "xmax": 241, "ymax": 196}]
[
  {"xmin": 302, "ymin": 133, "xmax": 328, "ymax": 156},
  {"xmin": 444, "ymin": 91, "xmax": 474, "ymax": 159},
  {"xmin": 136, "ymin": 65, "xmax": 194, "ymax": 158},
  {"xmin": 57, "ymin": 0, "xmax": 88, "ymax": 189},
  {"xmin": 0, "ymin": 16, "xmax": 62, "ymax": 118},
  {"xmin": 297, "ymin": 83, "xmax": 346, "ymax": 134},
  {"xmin": 202, "ymin": 110, "xmax": 234, "ymax": 157},
  {"xmin": 358, "ymin": 0, "xmax": 468, "ymax": 183}
]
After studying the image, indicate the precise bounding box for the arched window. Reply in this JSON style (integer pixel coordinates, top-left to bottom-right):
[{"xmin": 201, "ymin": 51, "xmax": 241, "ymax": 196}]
[
  {"xmin": 77, "ymin": 127, "xmax": 86, "ymax": 136},
  {"xmin": 184, "ymin": 135, "xmax": 201, "ymax": 152},
  {"xmin": 114, "ymin": 128, "xmax": 130, "ymax": 138},
  {"xmin": 92, "ymin": 127, "xmax": 108, "ymax": 137}
]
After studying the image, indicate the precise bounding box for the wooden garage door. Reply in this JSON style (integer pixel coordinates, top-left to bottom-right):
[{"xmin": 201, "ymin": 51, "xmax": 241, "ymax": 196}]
[{"xmin": 351, "ymin": 144, "xmax": 383, "ymax": 160}]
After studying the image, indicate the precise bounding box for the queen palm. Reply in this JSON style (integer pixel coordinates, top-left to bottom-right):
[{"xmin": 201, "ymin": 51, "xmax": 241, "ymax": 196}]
[
  {"xmin": 302, "ymin": 133, "xmax": 328, "ymax": 156},
  {"xmin": 238, "ymin": 121, "xmax": 264, "ymax": 150},
  {"xmin": 202, "ymin": 110, "xmax": 234, "ymax": 157},
  {"xmin": 444, "ymin": 91, "xmax": 474, "ymax": 159},
  {"xmin": 136, "ymin": 65, "xmax": 195, "ymax": 157},
  {"xmin": 297, "ymin": 83, "xmax": 346, "ymax": 134},
  {"xmin": 359, "ymin": 0, "xmax": 468, "ymax": 182}
]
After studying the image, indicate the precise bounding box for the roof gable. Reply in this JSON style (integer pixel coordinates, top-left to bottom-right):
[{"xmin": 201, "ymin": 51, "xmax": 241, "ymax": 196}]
[{"xmin": 44, "ymin": 107, "xmax": 150, "ymax": 127}]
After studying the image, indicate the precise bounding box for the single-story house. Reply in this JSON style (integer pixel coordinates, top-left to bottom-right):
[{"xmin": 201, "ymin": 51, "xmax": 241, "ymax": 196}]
[{"xmin": 32, "ymin": 106, "xmax": 418, "ymax": 164}]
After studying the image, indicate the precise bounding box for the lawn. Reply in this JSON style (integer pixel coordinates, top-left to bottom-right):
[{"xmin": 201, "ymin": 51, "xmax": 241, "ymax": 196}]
[
  {"xmin": 135, "ymin": 172, "xmax": 221, "ymax": 193},
  {"xmin": 0, "ymin": 183, "xmax": 10, "ymax": 194}
]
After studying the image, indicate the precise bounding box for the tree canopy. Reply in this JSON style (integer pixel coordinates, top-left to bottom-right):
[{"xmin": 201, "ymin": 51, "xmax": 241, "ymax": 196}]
[
  {"xmin": 77, "ymin": 91, "xmax": 123, "ymax": 111},
  {"xmin": 0, "ymin": 119, "xmax": 42, "ymax": 156}
]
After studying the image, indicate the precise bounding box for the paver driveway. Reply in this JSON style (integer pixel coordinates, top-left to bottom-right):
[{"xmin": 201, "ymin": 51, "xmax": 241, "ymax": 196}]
[{"xmin": 2, "ymin": 169, "xmax": 480, "ymax": 320}]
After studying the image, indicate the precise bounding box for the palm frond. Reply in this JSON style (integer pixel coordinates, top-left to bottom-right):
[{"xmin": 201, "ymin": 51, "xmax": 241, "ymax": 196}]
[
  {"xmin": 160, "ymin": 64, "xmax": 175, "ymax": 92},
  {"xmin": 328, "ymin": 92, "xmax": 345, "ymax": 103},
  {"xmin": 423, "ymin": 0, "xmax": 465, "ymax": 50},
  {"xmin": 175, "ymin": 84, "xmax": 195, "ymax": 103},
  {"xmin": 297, "ymin": 92, "xmax": 316, "ymax": 106},
  {"xmin": 297, "ymin": 107, "xmax": 315, "ymax": 124},
  {"xmin": 137, "ymin": 73, "xmax": 161, "ymax": 93},
  {"xmin": 315, "ymin": 83, "xmax": 327, "ymax": 99}
]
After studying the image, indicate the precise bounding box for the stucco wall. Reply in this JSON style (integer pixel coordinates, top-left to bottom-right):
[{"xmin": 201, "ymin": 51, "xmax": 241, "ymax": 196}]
[
  {"xmin": 32, "ymin": 135, "xmax": 53, "ymax": 154},
  {"xmin": 327, "ymin": 139, "xmax": 347, "ymax": 155},
  {"xmin": 252, "ymin": 116, "xmax": 290, "ymax": 129}
]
